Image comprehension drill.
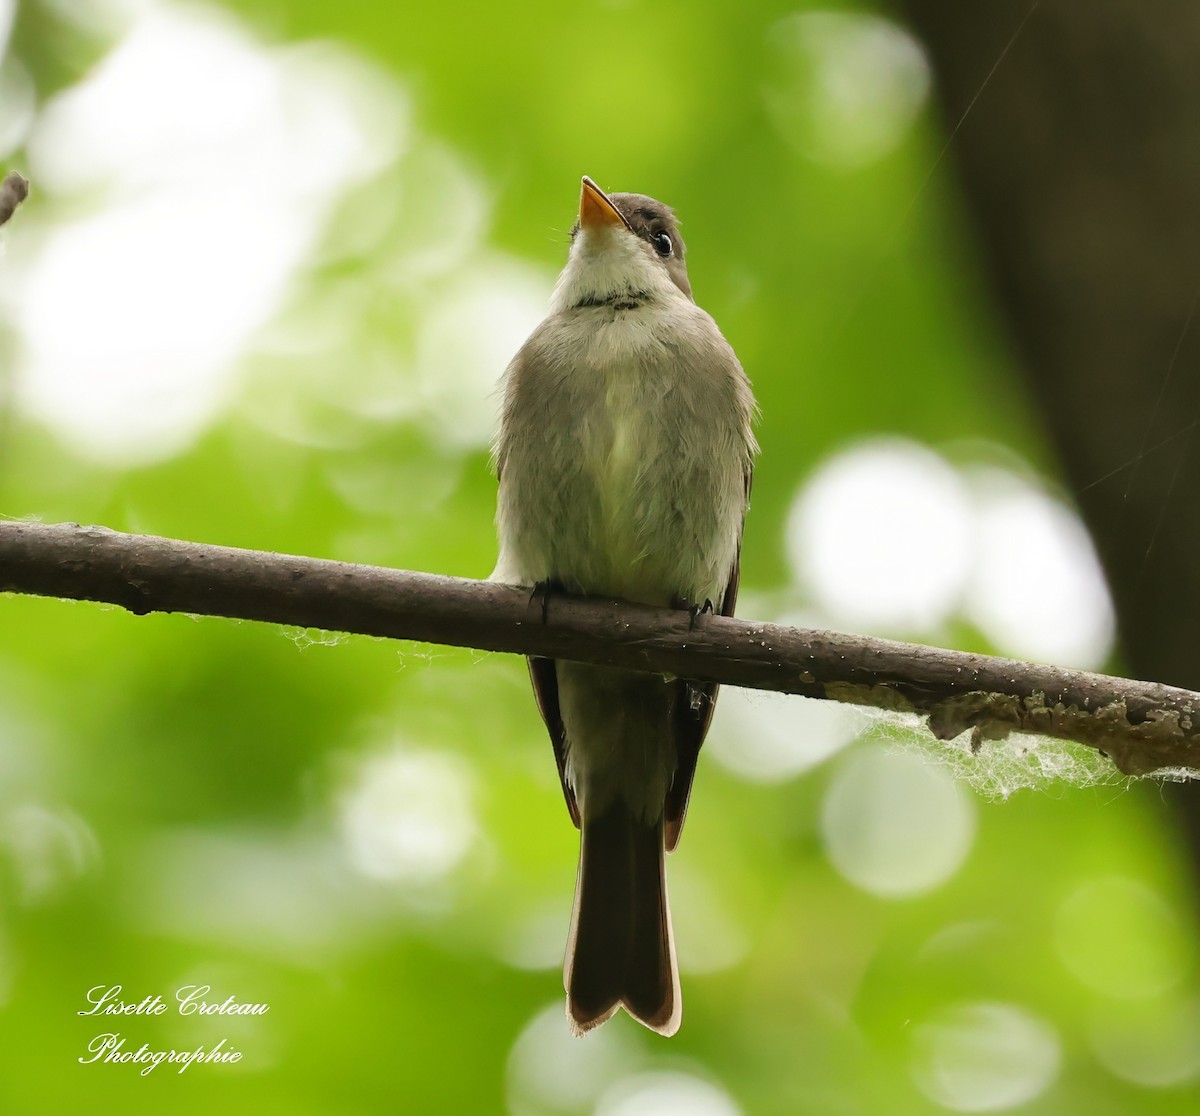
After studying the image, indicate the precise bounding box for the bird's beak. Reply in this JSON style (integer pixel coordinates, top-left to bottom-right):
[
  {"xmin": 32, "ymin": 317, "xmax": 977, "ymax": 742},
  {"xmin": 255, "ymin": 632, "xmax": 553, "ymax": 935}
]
[{"xmin": 579, "ymin": 176, "xmax": 630, "ymax": 231}]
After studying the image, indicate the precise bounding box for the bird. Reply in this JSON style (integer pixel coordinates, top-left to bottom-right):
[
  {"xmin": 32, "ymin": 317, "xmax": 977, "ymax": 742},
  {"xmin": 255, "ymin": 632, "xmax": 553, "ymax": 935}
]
[{"xmin": 491, "ymin": 176, "xmax": 757, "ymax": 1036}]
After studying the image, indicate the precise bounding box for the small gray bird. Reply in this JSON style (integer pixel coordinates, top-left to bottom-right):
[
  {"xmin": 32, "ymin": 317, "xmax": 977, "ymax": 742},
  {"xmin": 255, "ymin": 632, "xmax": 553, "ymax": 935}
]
[{"xmin": 492, "ymin": 176, "xmax": 757, "ymax": 1036}]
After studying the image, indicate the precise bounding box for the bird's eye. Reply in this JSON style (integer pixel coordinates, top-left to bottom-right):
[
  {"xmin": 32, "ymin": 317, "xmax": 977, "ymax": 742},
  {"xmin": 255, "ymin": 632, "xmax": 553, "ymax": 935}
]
[{"xmin": 651, "ymin": 231, "xmax": 673, "ymax": 257}]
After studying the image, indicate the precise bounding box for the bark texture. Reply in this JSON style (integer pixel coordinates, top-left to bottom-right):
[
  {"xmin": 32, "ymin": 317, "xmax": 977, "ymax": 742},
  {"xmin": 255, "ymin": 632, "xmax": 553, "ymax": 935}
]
[{"xmin": 1, "ymin": 520, "xmax": 1198, "ymax": 776}]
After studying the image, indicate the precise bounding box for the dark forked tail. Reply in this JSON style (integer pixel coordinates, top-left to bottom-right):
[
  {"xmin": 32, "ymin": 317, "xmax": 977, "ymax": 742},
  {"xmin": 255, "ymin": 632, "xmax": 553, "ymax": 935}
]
[{"xmin": 564, "ymin": 797, "xmax": 679, "ymax": 1036}]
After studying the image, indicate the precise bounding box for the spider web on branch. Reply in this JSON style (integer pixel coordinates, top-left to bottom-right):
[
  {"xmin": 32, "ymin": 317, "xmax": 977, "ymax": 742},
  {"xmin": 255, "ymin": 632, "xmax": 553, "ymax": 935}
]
[{"xmin": 852, "ymin": 705, "xmax": 1193, "ymax": 800}]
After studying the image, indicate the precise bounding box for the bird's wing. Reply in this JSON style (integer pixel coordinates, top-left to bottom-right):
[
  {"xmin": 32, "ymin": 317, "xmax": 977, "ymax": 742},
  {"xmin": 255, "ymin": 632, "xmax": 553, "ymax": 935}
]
[
  {"xmin": 528, "ymin": 655, "xmax": 581, "ymax": 828},
  {"xmin": 497, "ymin": 344, "xmax": 581, "ymax": 826},
  {"xmin": 664, "ymin": 465, "xmax": 752, "ymax": 852}
]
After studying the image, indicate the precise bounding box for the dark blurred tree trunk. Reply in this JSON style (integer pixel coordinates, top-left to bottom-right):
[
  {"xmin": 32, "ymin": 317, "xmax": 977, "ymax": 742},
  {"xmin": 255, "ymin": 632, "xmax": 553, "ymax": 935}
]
[{"xmin": 899, "ymin": 1, "xmax": 1200, "ymax": 850}]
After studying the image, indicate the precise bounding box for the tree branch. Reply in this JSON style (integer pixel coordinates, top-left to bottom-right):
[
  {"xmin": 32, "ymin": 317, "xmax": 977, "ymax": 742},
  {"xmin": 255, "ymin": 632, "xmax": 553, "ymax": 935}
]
[
  {"xmin": 1, "ymin": 520, "xmax": 1197, "ymax": 777},
  {"xmin": 0, "ymin": 171, "xmax": 29, "ymax": 227}
]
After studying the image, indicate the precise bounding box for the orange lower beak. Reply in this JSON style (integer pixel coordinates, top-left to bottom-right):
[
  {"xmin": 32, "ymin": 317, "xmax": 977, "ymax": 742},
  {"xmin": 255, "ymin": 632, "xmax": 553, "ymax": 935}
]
[{"xmin": 579, "ymin": 176, "xmax": 630, "ymax": 231}]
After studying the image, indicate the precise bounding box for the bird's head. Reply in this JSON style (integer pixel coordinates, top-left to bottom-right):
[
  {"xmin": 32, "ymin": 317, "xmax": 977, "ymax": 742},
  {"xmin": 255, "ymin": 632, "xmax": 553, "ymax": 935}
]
[{"xmin": 550, "ymin": 176, "xmax": 693, "ymax": 312}]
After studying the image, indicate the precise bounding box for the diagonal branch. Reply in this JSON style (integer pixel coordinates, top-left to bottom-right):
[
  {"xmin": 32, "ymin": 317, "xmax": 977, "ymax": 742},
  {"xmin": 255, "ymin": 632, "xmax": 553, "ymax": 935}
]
[
  {"xmin": 1, "ymin": 519, "xmax": 1197, "ymax": 777},
  {"xmin": 0, "ymin": 171, "xmax": 29, "ymax": 227}
]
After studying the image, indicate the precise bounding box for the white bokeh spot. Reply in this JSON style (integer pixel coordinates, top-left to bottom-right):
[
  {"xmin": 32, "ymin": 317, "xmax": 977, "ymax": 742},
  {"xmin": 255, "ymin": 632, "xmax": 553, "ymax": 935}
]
[
  {"xmin": 709, "ymin": 687, "xmax": 864, "ymax": 783},
  {"xmin": 912, "ymin": 1001, "xmax": 1061, "ymax": 1112},
  {"xmin": 763, "ymin": 11, "xmax": 930, "ymax": 167},
  {"xmin": 8, "ymin": 1, "xmax": 405, "ymax": 463},
  {"xmin": 413, "ymin": 256, "xmax": 553, "ymax": 449},
  {"xmin": 0, "ymin": 802, "xmax": 100, "ymax": 904},
  {"xmin": 787, "ymin": 439, "xmax": 973, "ymax": 634},
  {"xmin": 0, "ymin": 56, "xmax": 34, "ymax": 161},
  {"xmin": 506, "ymin": 1002, "xmax": 641, "ymax": 1115},
  {"xmin": 597, "ymin": 1071, "xmax": 743, "ymax": 1116},
  {"xmin": 0, "ymin": 0, "xmax": 14, "ymax": 61},
  {"xmin": 338, "ymin": 746, "xmax": 476, "ymax": 885},
  {"xmin": 821, "ymin": 745, "xmax": 975, "ymax": 897},
  {"xmin": 964, "ymin": 468, "xmax": 1114, "ymax": 669}
]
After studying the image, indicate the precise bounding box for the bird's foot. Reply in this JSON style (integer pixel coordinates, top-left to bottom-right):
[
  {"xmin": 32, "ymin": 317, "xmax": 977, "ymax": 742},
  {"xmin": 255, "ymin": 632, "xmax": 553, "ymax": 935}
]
[{"xmin": 672, "ymin": 595, "xmax": 715, "ymax": 631}]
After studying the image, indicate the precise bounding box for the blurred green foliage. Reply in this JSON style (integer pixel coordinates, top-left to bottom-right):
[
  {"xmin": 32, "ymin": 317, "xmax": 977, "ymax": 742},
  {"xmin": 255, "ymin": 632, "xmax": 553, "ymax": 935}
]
[{"xmin": 1, "ymin": 1, "xmax": 1197, "ymax": 1114}]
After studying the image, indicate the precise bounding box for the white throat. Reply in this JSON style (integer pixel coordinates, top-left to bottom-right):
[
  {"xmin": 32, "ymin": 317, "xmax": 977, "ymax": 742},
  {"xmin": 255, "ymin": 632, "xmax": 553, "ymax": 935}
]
[{"xmin": 549, "ymin": 226, "xmax": 684, "ymax": 314}]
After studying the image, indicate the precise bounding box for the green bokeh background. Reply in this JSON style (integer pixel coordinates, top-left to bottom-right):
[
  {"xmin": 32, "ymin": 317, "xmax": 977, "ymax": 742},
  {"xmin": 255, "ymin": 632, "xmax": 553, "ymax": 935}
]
[{"xmin": 1, "ymin": 1, "xmax": 1196, "ymax": 1113}]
